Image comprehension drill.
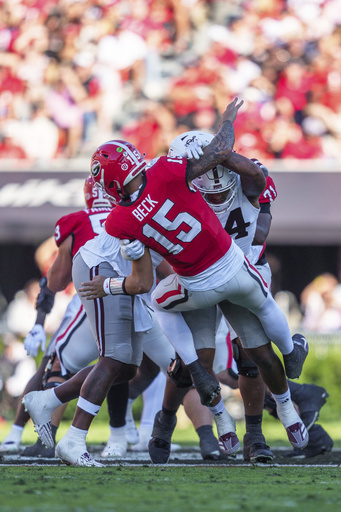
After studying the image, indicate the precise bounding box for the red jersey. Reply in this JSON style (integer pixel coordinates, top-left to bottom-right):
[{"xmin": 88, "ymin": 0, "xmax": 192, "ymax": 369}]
[
  {"xmin": 105, "ymin": 156, "xmax": 232, "ymax": 277},
  {"xmin": 259, "ymin": 176, "xmax": 277, "ymax": 204},
  {"xmin": 54, "ymin": 207, "xmax": 112, "ymax": 257},
  {"xmin": 256, "ymin": 175, "xmax": 277, "ymax": 263}
]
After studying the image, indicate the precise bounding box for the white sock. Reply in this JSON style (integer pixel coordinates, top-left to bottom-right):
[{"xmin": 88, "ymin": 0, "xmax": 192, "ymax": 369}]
[
  {"xmin": 66, "ymin": 425, "xmax": 88, "ymax": 443},
  {"xmin": 50, "ymin": 388, "xmax": 63, "ymax": 408},
  {"xmin": 126, "ymin": 398, "xmax": 135, "ymax": 419},
  {"xmin": 272, "ymin": 389, "xmax": 291, "ymax": 404},
  {"xmin": 208, "ymin": 398, "xmax": 235, "ymax": 436},
  {"xmin": 4, "ymin": 424, "xmax": 24, "ymax": 443},
  {"xmin": 208, "ymin": 398, "xmax": 225, "ymax": 416},
  {"xmin": 109, "ymin": 425, "xmax": 126, "ymax": 440},
  {"xmin": 153, "ymin": 309, "xmax": 198, "ymax": 365}
]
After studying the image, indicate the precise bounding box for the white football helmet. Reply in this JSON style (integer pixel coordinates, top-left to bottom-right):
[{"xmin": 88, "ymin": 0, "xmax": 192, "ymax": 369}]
[{"xmin": 168, "ymin": 131, "xmax": 238, "ymax": 214}]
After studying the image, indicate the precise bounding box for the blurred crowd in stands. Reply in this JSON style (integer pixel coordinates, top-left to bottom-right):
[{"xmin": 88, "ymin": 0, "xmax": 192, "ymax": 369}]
[{"xmin": 0, "ymin": 0, "xmax": 341, "ymax": 162}]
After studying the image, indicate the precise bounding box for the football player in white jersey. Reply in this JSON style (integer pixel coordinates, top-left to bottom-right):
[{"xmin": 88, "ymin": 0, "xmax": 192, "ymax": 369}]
[
  {"xmin": 170, "ymin": 131, "xmax": 329, "ymax": 462},
  {"xmin": 170, "ymin": 131, "xmax": 275, "ymax": 462}
]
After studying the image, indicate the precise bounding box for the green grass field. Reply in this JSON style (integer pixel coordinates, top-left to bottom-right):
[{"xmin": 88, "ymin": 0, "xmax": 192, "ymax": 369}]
[
  {"xmin": 1, "ymin": 340, "xmax": 340, "ymax": 511},
  {"xmin": 1, "ymin": 464, "xmax": 340, "ymax": 512}
]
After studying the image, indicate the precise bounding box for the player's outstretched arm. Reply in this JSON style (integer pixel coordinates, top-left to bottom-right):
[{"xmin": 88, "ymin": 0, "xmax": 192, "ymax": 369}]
[
  {"xmin": 188, "ymin": 98, "xmax": 243, "ymax": 182},
  {"xmin": 223, "ymin": 152, "xmax": 266, "ymax": 197},
  {"xmin": 79, "ymin": 249, "xmax": 154, "ymax": 300}
]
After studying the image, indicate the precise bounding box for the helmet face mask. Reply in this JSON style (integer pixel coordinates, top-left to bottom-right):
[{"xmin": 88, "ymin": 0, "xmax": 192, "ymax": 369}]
[
  {"xmin": 90, "ymin": 140, "xmax": 147, "ymax": 204},
  {"xmin": 168, "ymin": 131, "xmax": 238, "ymax": 214},
  {"xmin": 194, "ymin": 166, "xmax": 238, "ymax": 214},
  {"xmin": 84, "ymin": 175, "xmax": 113, "ymax": 208}
]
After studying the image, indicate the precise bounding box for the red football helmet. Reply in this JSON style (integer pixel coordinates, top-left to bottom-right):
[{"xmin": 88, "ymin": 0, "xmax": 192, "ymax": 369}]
[
  {"xmin": 84, "ymin": 175, "xmax": 112, "ymax": 208},
  {"xmin": 90, "ymin": 140, "xmax": 147, "ymax": 204}
]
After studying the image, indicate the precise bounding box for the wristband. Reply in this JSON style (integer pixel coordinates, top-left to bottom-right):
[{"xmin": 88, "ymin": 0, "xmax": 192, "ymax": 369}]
[
  {"xmin": 103, "ymin": 278, "xmax": 111, "ymax": 295},
  {"xmin": 108, "ymin": 277, "xmax": 128, "ymax": 295}
]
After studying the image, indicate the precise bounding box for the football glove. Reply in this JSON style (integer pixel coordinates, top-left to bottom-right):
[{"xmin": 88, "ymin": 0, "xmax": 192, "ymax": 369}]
[
  {"xmin": 186, "ymin": 139, "xmax": 204, "ymax": 160},
  {"xmin": 24, "ymin": 324, "xmax": 46, "ymax": 357},
  {"xmin": 120, "ymin": 239, "xmax": 145, "ymax": 261},
  {"xmin": 250, "ymin": 158, "xmax": 269, "ymax": 177}
]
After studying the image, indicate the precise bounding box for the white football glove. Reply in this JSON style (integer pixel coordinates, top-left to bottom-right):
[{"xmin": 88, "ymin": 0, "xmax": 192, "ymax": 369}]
[
  {"xmin": 24, "ymin": 324, "xmax": 46, "ymax": 357},
  {"xmin": 120, "ymin": 239, "xmax": 145, "ymax": 261},
  {"xmin": 186, "ymin": 139, "xmax": 204, "ymax": 160},
  {"xmin": 250, "ymin": 158, "xmax": 269, "ymax": 177}
]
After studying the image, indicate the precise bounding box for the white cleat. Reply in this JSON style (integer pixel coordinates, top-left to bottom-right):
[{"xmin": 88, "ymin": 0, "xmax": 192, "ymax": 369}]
[
  {"xmin": 55, "ymin": 437, "xmax": 104, "ymax": 467},
  {"xmin": 0, "ymin": 439, "xmax": 21, "ymax": 455},
  {"xmin": 22, "ymin": 391, "xmax": 55, "ymax": 449},
  {"xmin": 101, "ymin": 439, "xmax": 127, "ymax": 458},
  {"xmin": 130, "ymin": 425, "xmax": 152, "ymax": 452},
  {"xmin": 276, "ymin": 400, "xmax": 309, "ymax": 449}
]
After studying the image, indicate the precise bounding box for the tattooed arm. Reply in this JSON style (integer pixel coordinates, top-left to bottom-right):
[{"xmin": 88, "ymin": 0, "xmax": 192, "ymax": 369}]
[{"xmin": 187, "ymin": 98, "xmax": 243, "ymax": 182}]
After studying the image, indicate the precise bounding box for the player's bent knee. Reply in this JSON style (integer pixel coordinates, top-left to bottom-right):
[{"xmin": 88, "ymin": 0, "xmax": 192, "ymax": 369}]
[
  {"xmin": 167, "ymin": 354, "xmax": 193, "ymax": 388},
  {"xmin": 43, "ymin": 353, "xmax": 70, "ymax": 389},
  {"xmin": 236, "ymin": 358, "xmax": 259, "ymax": 378}
]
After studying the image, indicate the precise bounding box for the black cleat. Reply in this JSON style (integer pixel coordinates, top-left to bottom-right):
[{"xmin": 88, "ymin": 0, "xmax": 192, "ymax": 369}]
[
  {"xmin": 243, "ymin": 433, "xmax": 274, "ymax": 463},
  {"xmin": 20, "ymin": 438, "xmax": 56, "ymax": 458},
  {"xmin": 283, "ymin": 334, "xmax": 309, "ymax": 379},
  {"xmin": 148, "ymin": 411, "xmax": 177, "ymax": 464},
  {"xmin": 197, "ymin": 427, "xmax": 221, "ymax": 461},
  {"xmin": 289, "ymin": 383, "xmax": 329, "ymax": 430},
  {"xmin": 187, "ymin": 360, "xmax": 221, "ymax": 406},
  {"xmin": 282, "ymin": 424, "xmax": 333, "ymax": 458}
]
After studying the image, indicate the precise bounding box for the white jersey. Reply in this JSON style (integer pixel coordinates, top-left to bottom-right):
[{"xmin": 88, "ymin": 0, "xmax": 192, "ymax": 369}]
[
  {"xmin": 78, "ymin": 227, "xmax": 163, "ymax": 307},
  {"xmin": 217, "ymin": 175, "xmax": 260, "ymax": 263}
]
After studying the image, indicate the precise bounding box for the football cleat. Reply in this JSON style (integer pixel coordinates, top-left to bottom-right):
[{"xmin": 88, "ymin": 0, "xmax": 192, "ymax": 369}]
[
  {"xmin": 20, "ymin": 438, "xmax": 55, "ymax": 458},
  {"xmin": 283, "ymin": 424, "xmax": 333, "ymax": 458},
  {"xmin": 187, "ymin": 360, "xmax": 221, "ymax": 406},
  {"xmin": 130, "ymin": 425, "xmax": 152, "ymax": 452},
  {"xmin": 55, "ymin": 437, "xmax": 104, "ymax": 467},
  {"xmin": 283, "ymin": 334, "xmax": 309, "ymax": 379},
  {"xmin": 148, "ymin": 411, "xmax": 177, "ymax": 464},
  {"xmin": 0, "ymin": 439, "xmax": 21, "ymax": 455},
  {"xmin": 101, "ymin": 437, "xmax": 127, "ymax": 458},
  {"xmin": 199, "ymin": 433, "xmax": 221, "ymax": 461},
  {"xmin": 22, "ymin": 391, "xmax": 55, "ymax": 449},
  {"xmin": 289, "ymin": 383, "xmax": 329, "ymax": 430},
  {"xmin": 276, "ymin": 400, "xmax": 309, "ymax": 449},
  {"xmin": 243, "ymin": 433, "xmax": 274, "ymax": 463},
  {"xmin": 218, "ymin": 432, "xmax": 240, "ymax": 455}
]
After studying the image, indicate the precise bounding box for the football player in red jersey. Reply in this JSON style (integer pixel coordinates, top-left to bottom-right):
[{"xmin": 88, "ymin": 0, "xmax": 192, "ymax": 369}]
[
  {"xmin": 87, "ymin": 98, "xmax": 310, "ymax": 462},
  {"xmin": 0, "ymin": 176, "xmax": 113, "ymax": 457}
]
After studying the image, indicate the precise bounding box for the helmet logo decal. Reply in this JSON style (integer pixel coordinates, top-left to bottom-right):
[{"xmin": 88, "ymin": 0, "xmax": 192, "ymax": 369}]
[
  {"xmin": 121, "ymin": 163, "xmax": 129, "ymax": 171},
  {"xmin": 91, "ymin": 160, "xmax": 101, "ymax": 177}
]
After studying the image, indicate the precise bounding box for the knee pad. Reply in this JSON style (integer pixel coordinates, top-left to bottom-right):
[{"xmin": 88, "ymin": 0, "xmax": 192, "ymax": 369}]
[
  {"xmin": 42, "ymin": 353, "xmax": 70, "ymax": 389},
  {"xmin": 167, "ymin": 354, "xmax": 193, "ymax": 389},
  {"xmin": 236, "ymin": 358, "xmax": 259, "ymax": 378},
  {"xmin": 232, "ymin": 338, "xmax": 259, "ymax": 378}
]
